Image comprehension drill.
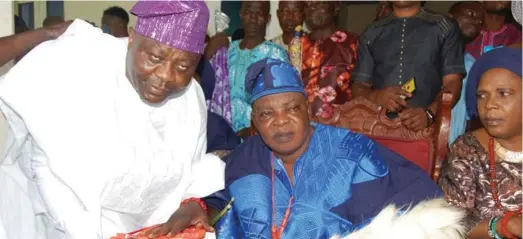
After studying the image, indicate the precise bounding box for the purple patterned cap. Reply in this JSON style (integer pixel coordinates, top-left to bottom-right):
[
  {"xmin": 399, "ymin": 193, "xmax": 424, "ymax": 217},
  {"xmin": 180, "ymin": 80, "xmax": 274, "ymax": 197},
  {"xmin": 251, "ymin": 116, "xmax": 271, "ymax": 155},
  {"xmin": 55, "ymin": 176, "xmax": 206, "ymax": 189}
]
[{"xmin": 131, "ymin": 0, "xmax": 209, "ymax": 54}]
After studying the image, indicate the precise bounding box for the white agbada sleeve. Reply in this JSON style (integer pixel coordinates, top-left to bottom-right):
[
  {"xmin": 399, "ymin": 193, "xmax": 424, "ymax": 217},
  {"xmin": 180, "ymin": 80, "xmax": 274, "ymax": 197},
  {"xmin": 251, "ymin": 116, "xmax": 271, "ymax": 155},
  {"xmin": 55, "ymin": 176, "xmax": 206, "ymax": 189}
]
[
  {"xmin": 0, "ymin": 57, "xmax": 102, "ymax": 238},
  {"xmin": 30, "ymin": 148, "xmax": 103, "ymax": 239},
  {"xmin": 2, "ymin": 106, "xmax": 102, "ymax": 239},
  {"xmin": 183, "ymin": 112, "xmax": 225, "ymax": 199},
  {"xmin": 0, "ymin": 20, "xmax": 124, "ymax": 239}
]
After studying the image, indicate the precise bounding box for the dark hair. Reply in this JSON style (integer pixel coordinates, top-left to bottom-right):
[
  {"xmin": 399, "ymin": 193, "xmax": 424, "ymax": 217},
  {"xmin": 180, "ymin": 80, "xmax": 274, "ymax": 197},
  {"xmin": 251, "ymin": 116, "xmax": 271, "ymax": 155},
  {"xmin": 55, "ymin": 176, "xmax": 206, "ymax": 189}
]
[
  {"xmin": 103, "ymin": 6, "xmax": 130, "ymax": 25},
  {"xmin": 448, "ymin": 1, "xmax": 480, "ymax": 13}
]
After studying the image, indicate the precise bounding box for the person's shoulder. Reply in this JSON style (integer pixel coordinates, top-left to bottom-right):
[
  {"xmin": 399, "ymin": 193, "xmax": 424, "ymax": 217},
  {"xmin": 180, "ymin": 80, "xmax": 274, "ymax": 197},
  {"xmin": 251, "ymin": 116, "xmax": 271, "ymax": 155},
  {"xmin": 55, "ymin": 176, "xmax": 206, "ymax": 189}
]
[
  {"xmin": 315, "ymin": 123, "xmax": 371, "ymax": 137},
  {"xmin": 207, "ymin": 111, "xmax": 230, "ymax": 128},
  {"xmin": 361, "ymin": 16, "xmax": 394, "ymax": 42},
  {"xmin": 505, "ymin": 23, "xmax": 522, "ymax": 31},
  {"xmin": 1, "ymin": 20, "xmax": 123, "ymax": 91},
  {"xmin": 224, "ymin": 135, "xmax": 268, "ymax": 182},
  {"xmin": 227, "ymin": 135, "xmax": 265, "ymax": 161},
  {"xmin": 270, "ymin": 34, "xmax": 283, "ymax": 42},
  {"xmin": 417, "ymin": 8, "xmax": 450, "ymax": 23},
  {"xmin": 366, "ymin": 14, "xmax": 396, "ymax": 30},
  {"xmin": 504, "ymin": 23, "xmax": 522, "ymax": 35},
  {"xmin": 448, "ymin": 132, "xmax": 484, "ymax": 162},
  {"xmin": 263, "ymin": 40, "xmax": 287, "ymax": 52},
  {"xmin": 315, "ymin": 123, "xmax": 351, "ymax": 134},
  {"xmin": 27, "ymin": 20, "xmax": 125, "ymax": 72},
  {"xmin": 316, "ymin": 124, "xmax": 390, "ymax": 178},
  {"xmin": 227, "ymin": 40, "xmax": 241, "ymax": 56},
  {"xmin": 418, "ymin": 8, "xmax": 458, "ymax": 36},
  {"xmin": 230, "ymin": 40, "xmax": 241, "ymax": 49},
  {"xmin": 259, "ymin": 40, "xmax": 289, "ymax": 61},
  {"xmin": 314, "ymin": 124, "xmax": 377, "ymax": 151},
  {"xmin": 54, "ymin": 19, "xmax": 122, "ymax": 47}
]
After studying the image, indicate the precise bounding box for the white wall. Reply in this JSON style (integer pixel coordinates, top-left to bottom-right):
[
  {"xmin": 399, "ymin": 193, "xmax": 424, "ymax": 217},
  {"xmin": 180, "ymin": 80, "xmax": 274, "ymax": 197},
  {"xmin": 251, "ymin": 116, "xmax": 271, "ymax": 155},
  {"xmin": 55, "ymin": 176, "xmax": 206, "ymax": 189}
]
[{"xmin": 0, "ymin": 1, "xmax": 14, "ymax": 155}]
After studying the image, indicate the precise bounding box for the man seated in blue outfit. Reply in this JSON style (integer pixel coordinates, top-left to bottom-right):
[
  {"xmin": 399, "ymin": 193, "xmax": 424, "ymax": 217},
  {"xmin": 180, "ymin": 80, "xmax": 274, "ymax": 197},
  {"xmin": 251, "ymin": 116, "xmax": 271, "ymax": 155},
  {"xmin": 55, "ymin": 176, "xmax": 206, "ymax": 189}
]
[{"xmin": 209, "ymin": 58, "xmax": 449, "ymax": 239}]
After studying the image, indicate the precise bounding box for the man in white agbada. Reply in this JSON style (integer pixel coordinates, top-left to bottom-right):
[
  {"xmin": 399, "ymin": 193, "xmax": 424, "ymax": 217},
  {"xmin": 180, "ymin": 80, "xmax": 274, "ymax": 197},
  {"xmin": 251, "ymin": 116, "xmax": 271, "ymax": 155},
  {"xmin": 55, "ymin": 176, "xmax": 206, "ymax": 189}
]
[{"xmin": 0, "ymin": 1, "xmax": 224, "ymax": 238}]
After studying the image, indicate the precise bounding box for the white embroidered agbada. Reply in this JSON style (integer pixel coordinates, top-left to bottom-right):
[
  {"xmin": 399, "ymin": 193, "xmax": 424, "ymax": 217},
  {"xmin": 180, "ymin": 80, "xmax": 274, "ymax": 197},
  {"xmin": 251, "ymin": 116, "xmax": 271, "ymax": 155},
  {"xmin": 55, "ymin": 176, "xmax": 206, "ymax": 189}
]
[{"xmin": 0, "ymin": 19, "xmax": 224, "ymax": 239}]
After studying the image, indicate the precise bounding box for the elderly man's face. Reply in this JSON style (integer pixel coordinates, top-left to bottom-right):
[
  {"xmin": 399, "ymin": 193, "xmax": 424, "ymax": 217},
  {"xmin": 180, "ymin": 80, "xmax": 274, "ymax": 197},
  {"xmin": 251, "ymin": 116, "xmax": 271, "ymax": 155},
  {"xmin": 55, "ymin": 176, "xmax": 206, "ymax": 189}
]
[
  {"xmin": 252, "ymin": 92, "xmax": 312, "ymax": 158},
  {"xmin": 304, "ymin": 2, "xmax": 338, "ymax": 30},
  {"xmin": 125, "ymin": 28, "xmax": 201, "ymax": 104}
]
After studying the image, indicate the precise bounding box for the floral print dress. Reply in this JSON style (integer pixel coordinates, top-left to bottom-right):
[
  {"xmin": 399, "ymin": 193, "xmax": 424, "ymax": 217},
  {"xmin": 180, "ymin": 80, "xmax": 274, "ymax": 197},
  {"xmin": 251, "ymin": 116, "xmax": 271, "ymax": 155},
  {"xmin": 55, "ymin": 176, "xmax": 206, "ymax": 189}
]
[{"xmin": 438, "ymin": 133, "xmax": 522, "ymax": 231}]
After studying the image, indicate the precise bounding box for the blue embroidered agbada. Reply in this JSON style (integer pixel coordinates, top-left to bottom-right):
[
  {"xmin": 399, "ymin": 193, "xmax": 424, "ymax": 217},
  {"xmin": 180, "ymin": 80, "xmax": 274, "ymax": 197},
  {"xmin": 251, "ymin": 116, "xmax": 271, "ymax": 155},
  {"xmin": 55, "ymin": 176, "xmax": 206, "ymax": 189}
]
[{"xmin": 208, "ymin": 58, "xmax": 442, "ymax": 239}]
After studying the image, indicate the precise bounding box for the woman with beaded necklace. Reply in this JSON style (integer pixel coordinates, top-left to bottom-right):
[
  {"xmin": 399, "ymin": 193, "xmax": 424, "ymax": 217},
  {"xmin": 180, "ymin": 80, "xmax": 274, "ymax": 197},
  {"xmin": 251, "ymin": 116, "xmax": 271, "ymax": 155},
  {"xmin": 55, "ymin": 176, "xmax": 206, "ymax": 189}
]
[{"xmin": 439, "ymin": 47, "xmax": 522, "ymax": 239}]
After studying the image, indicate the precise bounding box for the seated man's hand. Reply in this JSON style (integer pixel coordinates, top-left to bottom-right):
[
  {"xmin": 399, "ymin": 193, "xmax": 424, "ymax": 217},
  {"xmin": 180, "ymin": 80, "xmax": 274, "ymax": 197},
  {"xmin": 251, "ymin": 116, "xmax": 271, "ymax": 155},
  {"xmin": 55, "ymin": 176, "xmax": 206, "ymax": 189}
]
[
  {"xmin": 144, "ymin": 201, "xmax": 213, "ymax": 238},
  {"xmin": 368, "ymin": 86, "xmax": 411, "ymax": 112},
  {"xmin": 399, "ymin": 108, "xmax": 428, "ymax": 131},
  {"xmin": 204, "ymin": 32, "xmax": 229, "ymax": 60}
]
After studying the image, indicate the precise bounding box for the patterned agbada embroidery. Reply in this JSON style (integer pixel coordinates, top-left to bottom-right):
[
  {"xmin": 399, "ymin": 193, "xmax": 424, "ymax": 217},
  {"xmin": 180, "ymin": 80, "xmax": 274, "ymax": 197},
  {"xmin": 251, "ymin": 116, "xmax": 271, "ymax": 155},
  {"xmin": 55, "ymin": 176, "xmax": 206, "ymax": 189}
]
[
  {"xmin": 301, "ymin": 30, "xmax": 358, "ymax": 120},
  {"xmin": 217, "ymin": 124, "xmax": 442, "ymax": 239},
  {"xmin": 439, "ymin": 133, "xmax": 522, "ymax": 231}
]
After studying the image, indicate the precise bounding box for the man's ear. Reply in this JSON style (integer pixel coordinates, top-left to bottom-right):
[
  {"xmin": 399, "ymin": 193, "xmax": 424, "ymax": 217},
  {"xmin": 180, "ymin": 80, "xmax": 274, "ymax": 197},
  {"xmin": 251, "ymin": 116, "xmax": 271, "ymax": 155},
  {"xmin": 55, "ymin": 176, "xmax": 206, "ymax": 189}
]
[{"xmin": 128, "ymin": 27, "xmax": 135, "ymax": 50}]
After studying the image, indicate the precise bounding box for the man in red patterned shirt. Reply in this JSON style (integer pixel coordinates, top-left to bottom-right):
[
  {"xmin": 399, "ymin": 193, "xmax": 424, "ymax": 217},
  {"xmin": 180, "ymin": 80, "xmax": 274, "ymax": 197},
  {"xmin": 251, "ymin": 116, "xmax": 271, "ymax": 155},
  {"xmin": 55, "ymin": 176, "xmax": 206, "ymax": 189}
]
[
  {"xmin": 301, "ymin": 1, "xmax": 359, "ymax": 121},
  {"xmin": 465, "ymin": 1, "xmax": 522, "ymax": 58}
]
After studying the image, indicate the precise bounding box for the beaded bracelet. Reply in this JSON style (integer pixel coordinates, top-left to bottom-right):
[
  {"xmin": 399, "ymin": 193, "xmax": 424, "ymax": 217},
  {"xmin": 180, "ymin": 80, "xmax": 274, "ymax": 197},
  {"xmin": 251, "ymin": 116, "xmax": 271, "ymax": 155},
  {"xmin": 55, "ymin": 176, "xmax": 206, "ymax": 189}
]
[
  {"xmin": 500, "ymin": 211, "xmax": 520, "ymax": 239},
  {"xmin": 181, "ymin": 197, "xmax": 208, "ymax": 214},
  {"xmin": 488, "ymin": 216, "xmax": 502, "ymax": 239}
]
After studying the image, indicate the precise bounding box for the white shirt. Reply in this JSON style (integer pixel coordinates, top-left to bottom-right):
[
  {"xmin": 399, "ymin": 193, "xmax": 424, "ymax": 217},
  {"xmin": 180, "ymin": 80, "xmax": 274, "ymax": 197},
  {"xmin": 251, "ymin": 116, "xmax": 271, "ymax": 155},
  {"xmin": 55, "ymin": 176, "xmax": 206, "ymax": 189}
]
[{"xmin": 0, "ymin": 19, "xmax": 224, "ymax": 239}]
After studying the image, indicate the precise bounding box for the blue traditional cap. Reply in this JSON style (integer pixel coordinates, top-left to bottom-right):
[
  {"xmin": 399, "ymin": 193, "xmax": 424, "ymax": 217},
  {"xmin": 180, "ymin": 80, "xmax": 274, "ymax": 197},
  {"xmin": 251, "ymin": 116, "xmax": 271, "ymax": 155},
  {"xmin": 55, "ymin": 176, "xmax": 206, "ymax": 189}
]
[
  {"xmin": 466, "ymin": 47, "xmax": 522, "ymax": 117},
  {"xmin": 245, "ymin": 58, "xmax": 306, "ymax": 104}
]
